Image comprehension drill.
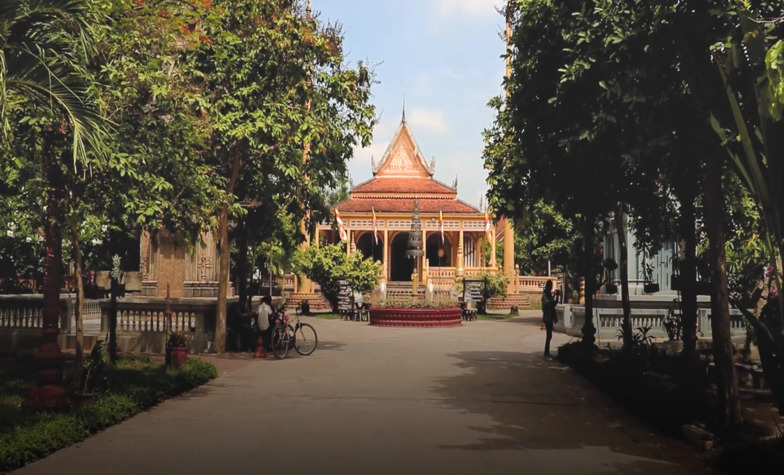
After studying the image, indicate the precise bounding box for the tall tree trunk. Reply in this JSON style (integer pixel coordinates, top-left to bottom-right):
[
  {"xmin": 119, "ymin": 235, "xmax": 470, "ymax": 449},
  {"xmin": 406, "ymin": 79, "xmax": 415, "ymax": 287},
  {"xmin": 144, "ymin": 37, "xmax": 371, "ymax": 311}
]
[
  {"xmin": 703, "ymin": 154, "xmax": 743, "ymax": 429},
  {"xmin": 23, "ymin": 125, "xmax": 68, "ymax": 409},
  {"xmin": 615, "ymin": 202, "xmax": 632, "ymax": 351},
  {"xmin": 680, "ymin": 198, "xmax": 699, "ymax": 362},
  {"xmin": 215, "ymin": 146, "xmax": 243, "ymax": 354},
  {"xmin": 237, "ymin": 219, "xmax": 249, "ymax": 312},
  {"xmin": 69, "ymin": 219, "xmax": 85, "ymax": 384},
  {"xmin": 582, "ymin": 216, "xmax": 597, "ymax": 346}
]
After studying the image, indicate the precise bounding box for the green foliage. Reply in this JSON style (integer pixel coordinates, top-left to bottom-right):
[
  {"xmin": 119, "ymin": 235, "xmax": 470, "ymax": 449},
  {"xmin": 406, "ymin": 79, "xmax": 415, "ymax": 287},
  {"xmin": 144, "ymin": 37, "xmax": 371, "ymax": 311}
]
[
  {"xmin": 81, "ymin": 341, "xmax": 109, "ymax": 393},
  {"xmin": 513, "ymin": 200, "xmax": 581, "ymax": 275},
  {"xmin": 0, "ymin": 354, "xmax": 217, "ymax": 472},
  {"xmin": 293, "ymin": 243, "xmax": 381, "ymax": 310},
  {"xmin": 166, "ymin": 331, "xmax": 189, "ymax": 348},
  {"xmin": 713, "ymin": 431, "xmax": 784, "ymax": 475},
  {"xmin": 454, "ymin": 272, "xmax": 509, "ymax": 299}
]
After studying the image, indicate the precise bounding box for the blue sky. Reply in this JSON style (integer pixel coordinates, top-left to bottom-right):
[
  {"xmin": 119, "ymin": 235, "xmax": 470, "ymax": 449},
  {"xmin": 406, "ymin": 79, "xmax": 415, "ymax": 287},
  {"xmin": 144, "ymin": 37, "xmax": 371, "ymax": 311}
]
[{"xmin": 313, "ymin": 0, "xmax": 508, "ymax": 208}]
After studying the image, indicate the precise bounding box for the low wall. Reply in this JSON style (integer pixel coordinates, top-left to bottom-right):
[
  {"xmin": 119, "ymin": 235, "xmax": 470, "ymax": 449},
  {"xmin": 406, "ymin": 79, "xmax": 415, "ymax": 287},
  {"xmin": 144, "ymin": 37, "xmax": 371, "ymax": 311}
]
[
  {"xmin": 369, "ymin": 307, "xmax": 462, "ymax": 328},
  {"xmin": 100, "ymin": 296, "xmax": 263, "ymax": 354},
  {"xmin": 556, "ymin": 303, "xmax": 748, "ymax": 341},
  {"xmin": 0, "ymin": 294, "xmax": 101, "ymax": 354}
]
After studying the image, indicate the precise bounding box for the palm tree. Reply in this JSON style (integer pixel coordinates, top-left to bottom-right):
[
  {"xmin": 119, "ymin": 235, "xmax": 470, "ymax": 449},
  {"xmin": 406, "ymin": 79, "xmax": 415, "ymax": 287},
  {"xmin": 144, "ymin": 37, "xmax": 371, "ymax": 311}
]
[{"xmin": 1, "ymin": 0, "xmax": 110, "ymax": 409}]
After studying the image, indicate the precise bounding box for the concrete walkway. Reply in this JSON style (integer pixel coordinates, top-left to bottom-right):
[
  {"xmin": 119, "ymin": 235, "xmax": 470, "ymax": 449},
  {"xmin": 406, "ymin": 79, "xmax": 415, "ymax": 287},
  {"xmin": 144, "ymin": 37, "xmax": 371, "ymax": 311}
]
[{"xmin": 14, "ymin": 312, "xmax": 710, "ymax": 475}]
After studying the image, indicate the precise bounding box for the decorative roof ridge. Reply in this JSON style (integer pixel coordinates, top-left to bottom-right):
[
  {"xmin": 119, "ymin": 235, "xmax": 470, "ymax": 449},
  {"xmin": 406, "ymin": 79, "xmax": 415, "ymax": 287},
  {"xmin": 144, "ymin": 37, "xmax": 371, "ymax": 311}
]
[
  {"xmin": 432, "ymin": 177, "xmax": 457, "ymax": 192},
  {"xmin": 454, "ymin": 197, "xmax": 482, "ymax": 213},
  {"xmin": 372, "ymin": 120, "xmax": 434, "ymax": 177},
  {"xmin": 349, "ymin": 193, "xmax": 458, "ymax": 200}
]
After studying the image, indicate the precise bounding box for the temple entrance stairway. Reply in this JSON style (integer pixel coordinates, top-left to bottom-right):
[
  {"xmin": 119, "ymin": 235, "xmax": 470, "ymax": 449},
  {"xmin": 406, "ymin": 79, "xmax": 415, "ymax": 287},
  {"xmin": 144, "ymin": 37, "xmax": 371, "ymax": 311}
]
[{"xmin": 486, "ymin": 293, "xmax": 532, "ymax": 312}]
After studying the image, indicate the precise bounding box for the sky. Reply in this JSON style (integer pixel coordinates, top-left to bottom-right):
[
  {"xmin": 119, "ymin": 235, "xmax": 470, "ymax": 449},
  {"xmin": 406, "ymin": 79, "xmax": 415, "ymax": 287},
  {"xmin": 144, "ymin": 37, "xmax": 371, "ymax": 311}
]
[{"xmin": 313, "ymin": 0, "xmax": 508, "ymax": 208}]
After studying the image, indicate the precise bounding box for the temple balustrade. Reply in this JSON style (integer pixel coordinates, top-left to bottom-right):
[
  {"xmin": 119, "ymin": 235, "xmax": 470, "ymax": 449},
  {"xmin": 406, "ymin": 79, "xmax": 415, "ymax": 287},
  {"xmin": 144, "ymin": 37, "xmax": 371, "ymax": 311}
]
[
  {"xmin": 0, "ymin": 294, "xmax": 102, "ymax": 352},
  {"xmin": 557, "ymin": 304, "xmax": 748, "ymax": 340},
  {"xmin": 99, "ymin": 296, "xmax": 261, "ymax": 354}
]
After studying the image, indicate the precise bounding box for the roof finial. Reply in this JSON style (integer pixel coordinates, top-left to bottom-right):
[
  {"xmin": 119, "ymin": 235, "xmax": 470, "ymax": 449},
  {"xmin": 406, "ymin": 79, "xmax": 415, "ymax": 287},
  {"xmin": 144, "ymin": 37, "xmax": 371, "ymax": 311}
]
[
  {"xmin": 402, "ymin": 95, "xmax": 406, "ymax": 123},
  {"xmin": 306, "ymin": 0, "xmax": 312, "ymax": 20}
]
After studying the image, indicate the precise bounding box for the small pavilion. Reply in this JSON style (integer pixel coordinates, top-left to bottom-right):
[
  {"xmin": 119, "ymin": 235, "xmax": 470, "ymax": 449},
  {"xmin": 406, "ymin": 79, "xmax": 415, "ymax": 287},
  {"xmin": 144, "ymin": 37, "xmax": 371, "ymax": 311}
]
[{"xmin": 315, "ymin": 115, "xmax": 513, "ymax": 288}]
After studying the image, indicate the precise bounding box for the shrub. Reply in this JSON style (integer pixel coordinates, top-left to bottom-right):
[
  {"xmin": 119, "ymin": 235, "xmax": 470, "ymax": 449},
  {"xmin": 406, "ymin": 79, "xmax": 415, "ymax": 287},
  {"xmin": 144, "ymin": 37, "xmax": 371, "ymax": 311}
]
[
  {"xmin": 713, "ymin": 433, "xmax": 784, "ymax": 475},
  {"xmin": 0, "ymin": 355, "xmax": 217, "ymax": 472}
]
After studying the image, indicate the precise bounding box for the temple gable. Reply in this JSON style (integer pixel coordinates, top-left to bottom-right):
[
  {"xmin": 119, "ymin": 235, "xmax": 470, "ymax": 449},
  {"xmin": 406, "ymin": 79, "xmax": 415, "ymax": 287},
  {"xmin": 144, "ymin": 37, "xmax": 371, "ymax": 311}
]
[{"xmin": 373, "ymin": 121, "xmax": 434, "ymax": 178}]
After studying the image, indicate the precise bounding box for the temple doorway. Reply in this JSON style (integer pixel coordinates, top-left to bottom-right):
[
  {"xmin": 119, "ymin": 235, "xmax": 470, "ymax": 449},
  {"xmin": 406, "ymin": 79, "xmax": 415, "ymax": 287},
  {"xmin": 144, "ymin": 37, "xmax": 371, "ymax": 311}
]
[
  {"xmin": 356, "ymin": 232, "xmax": 383, "ymax": 263},
  {"xmin": 426, "ymin": 234, "xmax": 452, "ymax": 268},
  {"xmin": 390, "ymin": 232, "xmax": 413, "ymax": 281}
]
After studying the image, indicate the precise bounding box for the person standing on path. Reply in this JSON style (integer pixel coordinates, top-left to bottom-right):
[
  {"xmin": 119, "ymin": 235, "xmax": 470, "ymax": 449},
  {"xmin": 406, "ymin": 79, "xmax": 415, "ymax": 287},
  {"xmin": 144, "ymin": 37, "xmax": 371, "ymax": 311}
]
[{"xmin": 541, "ymin": 280, "xmax": 558, "ymax": 358}]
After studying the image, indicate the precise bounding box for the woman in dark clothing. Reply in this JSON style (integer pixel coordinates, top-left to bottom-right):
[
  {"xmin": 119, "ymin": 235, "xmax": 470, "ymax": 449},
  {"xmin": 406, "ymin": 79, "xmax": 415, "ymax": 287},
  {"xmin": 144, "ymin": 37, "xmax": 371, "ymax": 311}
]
[{"xmin": 541, "ymin": 280, "xmax": 558, "ymax": 358}]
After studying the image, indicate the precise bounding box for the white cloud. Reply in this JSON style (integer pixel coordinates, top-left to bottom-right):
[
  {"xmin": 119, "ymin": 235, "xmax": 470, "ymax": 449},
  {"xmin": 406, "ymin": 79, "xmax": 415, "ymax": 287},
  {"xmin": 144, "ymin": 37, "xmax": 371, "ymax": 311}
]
[
  {"xmin": 433, "ymin": 0, "xmax": 501, "ymax": 19},
  {"xmin": 408, "ymin": 107, "xmax": 449, "ymax": 134}
]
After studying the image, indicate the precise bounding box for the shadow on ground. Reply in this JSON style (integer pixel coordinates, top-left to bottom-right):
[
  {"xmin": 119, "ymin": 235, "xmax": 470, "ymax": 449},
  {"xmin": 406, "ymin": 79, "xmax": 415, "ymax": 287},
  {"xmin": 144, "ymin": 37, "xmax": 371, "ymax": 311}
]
[{"xmin": 430, "ymin": 350, "xmax": 709, "ymax": 473}]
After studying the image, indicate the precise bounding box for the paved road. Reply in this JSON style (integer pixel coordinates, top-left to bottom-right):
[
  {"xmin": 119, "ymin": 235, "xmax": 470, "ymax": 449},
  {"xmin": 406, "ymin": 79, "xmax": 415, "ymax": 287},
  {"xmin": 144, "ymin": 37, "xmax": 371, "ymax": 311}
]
[{"xmin": 15, "ymin": 312, "xmax": 710, "ymax": 475}]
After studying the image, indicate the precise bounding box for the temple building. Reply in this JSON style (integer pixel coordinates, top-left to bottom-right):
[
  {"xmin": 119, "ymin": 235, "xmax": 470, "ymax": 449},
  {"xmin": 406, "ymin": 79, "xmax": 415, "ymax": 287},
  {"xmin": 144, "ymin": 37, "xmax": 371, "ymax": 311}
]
[{"xmin": 315, "ymin": 114, "xmax": 512, "ymax": 288}]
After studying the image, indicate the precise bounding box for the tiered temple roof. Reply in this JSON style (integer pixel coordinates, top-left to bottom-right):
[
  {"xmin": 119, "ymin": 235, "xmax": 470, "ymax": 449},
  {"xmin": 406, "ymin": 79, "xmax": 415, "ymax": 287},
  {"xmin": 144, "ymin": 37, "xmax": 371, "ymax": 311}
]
[{"xmin": 335, "ymin": 118, "xmax": 481, "ymax": 214}]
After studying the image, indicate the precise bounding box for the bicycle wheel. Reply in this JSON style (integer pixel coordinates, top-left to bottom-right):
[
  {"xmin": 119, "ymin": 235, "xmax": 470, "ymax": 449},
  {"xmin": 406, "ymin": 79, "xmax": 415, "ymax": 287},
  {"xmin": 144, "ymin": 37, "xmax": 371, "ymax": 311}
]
[
  {"xmin": 293, "ymin": 323, "xmax": 318, "ymax": 356},
  {"xmin": 271, "ymin": 324, "xmax": 289, "ymax": 359}
]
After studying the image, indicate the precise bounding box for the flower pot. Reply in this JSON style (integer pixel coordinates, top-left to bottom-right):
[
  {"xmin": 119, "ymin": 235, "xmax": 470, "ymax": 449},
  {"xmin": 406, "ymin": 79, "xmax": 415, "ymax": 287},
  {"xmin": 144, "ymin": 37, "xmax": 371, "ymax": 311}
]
[
  {"xmin": 644, "ymin": 283, "xmax": 659, "ymax": 294},
  {"xmin": 605, "ymin": 284, "xmax": 618, "ymax": 294},
  {"xmin": 166, "ymin": 346, "xmax": 188, "ymax": 368}
]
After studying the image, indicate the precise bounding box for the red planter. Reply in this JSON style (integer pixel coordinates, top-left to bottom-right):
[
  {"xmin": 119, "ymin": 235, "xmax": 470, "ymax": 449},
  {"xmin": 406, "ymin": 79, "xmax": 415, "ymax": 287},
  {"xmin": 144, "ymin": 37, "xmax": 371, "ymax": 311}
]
[
  {"xmin": 166, "ymin": 346, "xmax": 188, "ymax": 368},
  {"xmin": 369, "ymin": 307, "xmax": 462, "ymax": 328}
]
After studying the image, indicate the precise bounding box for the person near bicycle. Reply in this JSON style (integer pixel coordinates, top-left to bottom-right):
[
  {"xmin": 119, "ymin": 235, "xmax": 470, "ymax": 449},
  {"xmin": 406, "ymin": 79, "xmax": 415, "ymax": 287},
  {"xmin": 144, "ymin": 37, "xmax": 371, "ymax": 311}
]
[{"xmin": 256, "ymin": 295, "xmax": 274, "ymax": 351}]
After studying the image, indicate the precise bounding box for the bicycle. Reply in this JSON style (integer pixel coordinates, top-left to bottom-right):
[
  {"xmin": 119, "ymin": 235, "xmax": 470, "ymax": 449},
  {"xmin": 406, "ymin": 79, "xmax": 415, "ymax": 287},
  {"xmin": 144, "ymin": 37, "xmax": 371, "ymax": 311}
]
[{"xmin": 270, "ymin": 304, "xmax": 318, "ymax": 359}]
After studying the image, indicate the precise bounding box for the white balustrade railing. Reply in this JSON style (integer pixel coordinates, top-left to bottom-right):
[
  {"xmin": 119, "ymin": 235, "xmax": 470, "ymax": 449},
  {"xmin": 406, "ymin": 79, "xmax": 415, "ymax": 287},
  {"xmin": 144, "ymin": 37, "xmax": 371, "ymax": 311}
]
[{"xmin": 559, "ymin": 305, "xmax": 748, "ymax": 339}]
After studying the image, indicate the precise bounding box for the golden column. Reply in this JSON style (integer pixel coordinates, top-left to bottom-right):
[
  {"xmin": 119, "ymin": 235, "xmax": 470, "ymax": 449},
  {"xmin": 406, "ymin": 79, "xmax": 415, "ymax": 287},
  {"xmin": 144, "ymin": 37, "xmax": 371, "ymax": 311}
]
[
  {"xmin": 502, "ymin": 2, "xmax": 516, "ymax": 287},
  {"xmin": 383, "ymin": 228, "xmax": 389, "ymax": 283},
  {"xmin": 490, "ymin": 228, "xmax": 497, "ymax": 269},
  {"xmin": 457, "ymin": 228, "xmax": 465, "ymax": 277},
  {"xmin": 298, "ymin": 0, "xmax": 315, "ymax": 293},
  {"xmin": 422, "ymin": 228, "xmax": 428, "ymax": 284}
]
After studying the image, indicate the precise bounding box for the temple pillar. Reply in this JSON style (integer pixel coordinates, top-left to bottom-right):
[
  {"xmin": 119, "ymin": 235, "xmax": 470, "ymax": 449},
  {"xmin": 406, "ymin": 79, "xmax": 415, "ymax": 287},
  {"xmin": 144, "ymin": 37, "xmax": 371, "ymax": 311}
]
[
  {"xmin": 490, "ymin": 229, "xmax": 497, "ymax": 269},
  {"xmin": 457, "ymin": 229, "xmax": 464, "ymax": 277},
  {"xmin": 503, "ymin": 218, "xmax": 515, "ymax": 292},
  {"xmin": 503, "ymin": 219, "xmax": 514, "ymax": 275},
  {"xmin": 383, "ymin": 228, "xmax": 389, "ymax": 282},
  {"xmin": 422, "ymin": 229, "xmax": 428, "ymax": 284}
]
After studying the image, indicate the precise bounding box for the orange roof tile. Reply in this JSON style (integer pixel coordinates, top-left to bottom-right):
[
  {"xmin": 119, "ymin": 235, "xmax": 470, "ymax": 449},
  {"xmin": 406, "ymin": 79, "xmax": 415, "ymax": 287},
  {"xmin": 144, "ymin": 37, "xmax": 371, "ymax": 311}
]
[
  {"xmin": 335, "ymin": 197, "xmax": 480, "ymax": 214},
  {"xmin": 352, "ymin": 177, "xmax": 455, "ymax": 195}
]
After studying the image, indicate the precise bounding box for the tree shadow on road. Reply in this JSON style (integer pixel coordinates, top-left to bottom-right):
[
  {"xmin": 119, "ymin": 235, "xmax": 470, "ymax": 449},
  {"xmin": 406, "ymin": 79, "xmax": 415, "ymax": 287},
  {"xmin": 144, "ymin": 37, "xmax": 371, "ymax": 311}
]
[{"xmin": 430, "ymin": 350, "xmax": 708, "ymax": 474}]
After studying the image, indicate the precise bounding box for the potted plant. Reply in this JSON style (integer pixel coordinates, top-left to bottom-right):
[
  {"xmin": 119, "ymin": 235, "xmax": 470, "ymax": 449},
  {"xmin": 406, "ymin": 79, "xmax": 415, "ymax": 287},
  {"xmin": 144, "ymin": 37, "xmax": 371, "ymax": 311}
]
[
  {"xmin": 74, "ymin": 340, "xmax": 108, "ymax": 406},
  {"xmin": 166, "ymin": 331, "xmax": 189, "ymax": 368},
  {"xmin": 642, "ymin": 263, "xmax": 659, "ymax": 293}
]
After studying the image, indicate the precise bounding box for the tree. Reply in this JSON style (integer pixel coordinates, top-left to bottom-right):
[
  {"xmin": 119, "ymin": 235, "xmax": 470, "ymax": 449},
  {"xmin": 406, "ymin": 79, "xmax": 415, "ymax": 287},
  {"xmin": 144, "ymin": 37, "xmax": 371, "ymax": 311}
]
[
  {"xmin": 293, "ymin": 243, "xmax": 381, "ymax": 312},
  {"xmin": 190, "ymin": 0, "xmax": 375, "ymax": 353},
  {"xmin": 1, "ymin": 0, "xmax": 111, "ymax": 409}
]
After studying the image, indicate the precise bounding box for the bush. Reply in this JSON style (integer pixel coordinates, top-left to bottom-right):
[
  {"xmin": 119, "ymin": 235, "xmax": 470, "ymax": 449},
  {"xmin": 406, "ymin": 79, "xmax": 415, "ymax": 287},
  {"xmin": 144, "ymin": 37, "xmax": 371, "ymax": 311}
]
[
  {"xmin": 713, "ymin": 434, "xmax": 784, "ymax": 475},
  {"xmin": 557, "ymin": 341, "xmax": 707, "ymax": 437},
  {"xmin": 293, "ymin": 244, "xmax": 382, "ymax": 310},
  {"xmin": 0, "ymin": 355, "xmax": 217, "ymax": 472}
]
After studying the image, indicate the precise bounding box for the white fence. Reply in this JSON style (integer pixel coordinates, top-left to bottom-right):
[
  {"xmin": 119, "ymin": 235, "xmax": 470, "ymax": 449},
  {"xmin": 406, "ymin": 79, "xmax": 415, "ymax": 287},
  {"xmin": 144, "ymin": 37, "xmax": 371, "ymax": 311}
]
[{"xmin": 556, "ymin": 304, "xmax": 748, "ymax": 340}]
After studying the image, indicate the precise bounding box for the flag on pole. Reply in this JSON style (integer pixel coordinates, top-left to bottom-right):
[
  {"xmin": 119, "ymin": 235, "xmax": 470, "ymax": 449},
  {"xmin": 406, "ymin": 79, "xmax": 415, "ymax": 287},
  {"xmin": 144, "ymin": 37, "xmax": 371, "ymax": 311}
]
[
  {"xmin": 439, "ymin": 207, "xmax": 444, "ymax": 245},
  {"xmin": 372, "ymin": 207, "xmax": 379, "ymax": 245},
  {"xmin": 335, "ymin": 209, "xmax": 347, "ymax": 242}
]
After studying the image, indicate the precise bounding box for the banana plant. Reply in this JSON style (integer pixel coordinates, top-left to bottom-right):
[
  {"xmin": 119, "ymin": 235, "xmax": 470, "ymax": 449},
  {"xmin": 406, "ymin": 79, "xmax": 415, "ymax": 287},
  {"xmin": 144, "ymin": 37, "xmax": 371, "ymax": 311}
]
[{"xmin": 708, "ymin": 1, "xmax": 784, "ymax": 412}]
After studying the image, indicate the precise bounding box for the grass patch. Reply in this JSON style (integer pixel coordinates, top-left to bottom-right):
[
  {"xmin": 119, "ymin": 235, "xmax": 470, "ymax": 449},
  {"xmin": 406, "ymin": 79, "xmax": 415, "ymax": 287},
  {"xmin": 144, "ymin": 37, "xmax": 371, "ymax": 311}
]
[
  {"xmin": 314, "ymin": 313, "xmax": 342, "ymax": 320},
  {"xmin": 0, "ymin": 354, "xmax": 217, "ymax": 472},
  {"xmin": 476, "ymin": 313, "xmax": 517, "ymax": 321}
]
